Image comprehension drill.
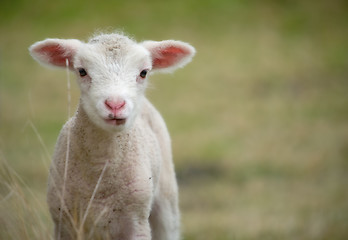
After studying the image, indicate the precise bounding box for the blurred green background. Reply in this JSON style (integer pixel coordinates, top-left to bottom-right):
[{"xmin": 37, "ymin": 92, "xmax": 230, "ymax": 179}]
[{"xmin": 1, "ymin": 0, "xmax": 348, "ymax": 239}]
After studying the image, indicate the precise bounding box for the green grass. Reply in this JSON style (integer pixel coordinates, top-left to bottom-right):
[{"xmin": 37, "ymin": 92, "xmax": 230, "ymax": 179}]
[{"xmin": 1, "ymin": 0, "xmax": 348, "ymax": 239}]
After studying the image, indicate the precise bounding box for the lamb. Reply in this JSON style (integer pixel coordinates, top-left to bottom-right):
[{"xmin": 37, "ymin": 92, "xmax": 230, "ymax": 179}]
[{"xmin": 29, "ymin": 32, "xmax": 195, "ymax": 240}]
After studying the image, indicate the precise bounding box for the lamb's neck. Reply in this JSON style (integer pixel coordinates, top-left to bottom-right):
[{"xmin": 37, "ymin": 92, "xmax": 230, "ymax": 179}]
[
  {"xmin": 73, "ymin": 105, "xmax": 131, "ymax": 162},
  {"xmin": 75, "ymin": 105, "xmax": 112, "ymax": 138}
]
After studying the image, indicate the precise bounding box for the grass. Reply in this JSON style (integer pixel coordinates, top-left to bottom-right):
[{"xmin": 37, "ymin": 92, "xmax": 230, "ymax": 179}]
[
  {"xmin": 1, "ymin": 0, "xmax": 348, "ymax": 239},
  {"xmin": 0, "ymin": 153, "xmax": 52, "ymax": 239}
]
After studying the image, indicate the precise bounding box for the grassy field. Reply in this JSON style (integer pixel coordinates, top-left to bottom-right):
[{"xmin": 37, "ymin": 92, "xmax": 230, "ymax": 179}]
[{"xmin": 1, "ymin": 0, "xmax": 348, "ymax": 239}]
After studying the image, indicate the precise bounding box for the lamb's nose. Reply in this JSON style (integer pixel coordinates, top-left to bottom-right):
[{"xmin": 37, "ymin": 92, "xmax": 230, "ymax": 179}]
[{"xmin": 105, "ymin": 99, "xmax": 126, "ymax": 113}]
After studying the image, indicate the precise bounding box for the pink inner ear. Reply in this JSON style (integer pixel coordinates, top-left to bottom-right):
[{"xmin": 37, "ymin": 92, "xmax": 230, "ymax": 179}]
[
  {"xmin": 39, "ymin": 44, "xmax": 72, "ymax": 67},
  {"xmin": 153, "ymin": 46, "xmax": 189, "ymax": 69}
]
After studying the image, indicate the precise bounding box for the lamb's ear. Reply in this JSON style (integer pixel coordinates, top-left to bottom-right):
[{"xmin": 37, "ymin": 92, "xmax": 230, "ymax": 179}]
[
  {"xmin": 141, "ymin": 40, "xmax": 195, "ymax": 72},
  {"xmin": 29, "ymin": 38, "xmax": 82, "ymax": 69}
]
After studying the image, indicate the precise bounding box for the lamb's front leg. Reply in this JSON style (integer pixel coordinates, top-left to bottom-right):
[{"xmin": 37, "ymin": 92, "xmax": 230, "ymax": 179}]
[
  {"xmin": 108, "ymin": 216, "xmax": 151, "ymax": 240},
  {"xmin": 149, "ymin": 194, "xmax": 180, "ymax": 240},
  {"xmin": 51, "ymin": 213, "xmax": 76, "ymax": 240},
  {"xmin": 131, "ymin": 220, "xmax": 152, "ymax": 240}
]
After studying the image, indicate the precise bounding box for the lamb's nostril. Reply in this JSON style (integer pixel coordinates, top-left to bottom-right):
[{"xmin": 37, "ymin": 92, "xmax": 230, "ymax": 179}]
[{"xmin": 105, "ymin": 99, "xmax": 126, "ymax": 111}]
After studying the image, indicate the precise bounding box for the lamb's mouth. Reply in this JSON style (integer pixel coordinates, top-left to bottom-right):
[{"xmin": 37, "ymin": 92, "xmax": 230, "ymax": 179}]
[{"xmin": 105, "ymin": 115, "xmax": 127, "ymax": 125}]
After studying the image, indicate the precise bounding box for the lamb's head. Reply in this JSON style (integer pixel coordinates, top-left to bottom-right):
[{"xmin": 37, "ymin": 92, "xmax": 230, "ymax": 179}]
[{"xmin": 29, "ymin": 33, "xmax": 195, "ymax": 132}]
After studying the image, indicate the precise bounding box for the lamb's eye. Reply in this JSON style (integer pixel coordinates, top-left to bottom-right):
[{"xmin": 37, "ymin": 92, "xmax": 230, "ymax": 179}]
[
  {"xmin": 78, "ymin": 68, "xmax": 87, "ymax": 77},
  {"xmin": 139, "ymin": 70, "xmax": 148, "ymax": 78}
]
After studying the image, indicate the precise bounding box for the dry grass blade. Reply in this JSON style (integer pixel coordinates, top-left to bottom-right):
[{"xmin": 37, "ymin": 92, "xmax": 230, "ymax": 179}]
[
  {"xmin": 0, "ymin": 153, "xmax": 52, "ymax": 240},
  {"xmin": 57, "ymin": 58, "xmax": 73, "ymax": 240}
]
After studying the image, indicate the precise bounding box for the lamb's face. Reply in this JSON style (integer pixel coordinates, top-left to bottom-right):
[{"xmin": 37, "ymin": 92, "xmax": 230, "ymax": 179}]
[
  {"xmin": 74, "ymin": 37, "xmax": 152, "ymax": 132},
  {"xmin": 29, "ymin": 33, "xmax": 195, "ymax": 132}
]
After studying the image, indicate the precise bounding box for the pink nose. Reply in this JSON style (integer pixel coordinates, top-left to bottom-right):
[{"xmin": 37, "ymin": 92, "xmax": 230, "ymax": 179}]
[{"xmin": 105, "ymin": 99, "xmax": 126, "ymax": 114}]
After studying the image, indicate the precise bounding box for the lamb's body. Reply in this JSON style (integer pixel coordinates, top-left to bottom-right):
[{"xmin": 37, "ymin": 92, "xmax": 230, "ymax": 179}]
[
  {"xmin": 29, "ymin": 32, "xmax": 195, "ymax": 240},
  {"xmin": 49, "ymin": 98, "xmax": 178, "ymax": 239}
]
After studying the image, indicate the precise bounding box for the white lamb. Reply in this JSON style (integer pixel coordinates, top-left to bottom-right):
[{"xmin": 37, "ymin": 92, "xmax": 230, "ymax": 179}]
[{"xmin": 29, "ymin": 32, "xmax": 195, "ymax": 240}]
